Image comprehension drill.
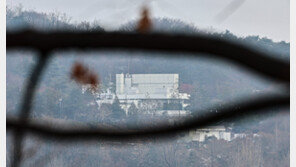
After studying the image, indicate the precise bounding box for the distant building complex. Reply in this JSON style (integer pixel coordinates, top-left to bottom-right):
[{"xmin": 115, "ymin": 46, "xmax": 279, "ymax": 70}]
[
  {"xmin": 115, "ymin": 73, "xmax": 190, "ymax": 115},
  {"xmin": 95, "ymin": 73, "xmax": 190, "ymax": 116},
  {"xmin": 185, "ymin": 126, "xmax": 250, "ymax": 142},
  {"xmin": 187, "ymin": 126, "xmax": 231, "ymax": 142},
  {"xmin": 85, "ymin": 73, "xmax": 248, "ymax": 143}
]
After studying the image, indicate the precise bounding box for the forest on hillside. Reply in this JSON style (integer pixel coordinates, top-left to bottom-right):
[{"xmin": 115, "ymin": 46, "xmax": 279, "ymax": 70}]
[{"xmin": 6, "ymin": 7, "xmax": 290, "ymax": 167}]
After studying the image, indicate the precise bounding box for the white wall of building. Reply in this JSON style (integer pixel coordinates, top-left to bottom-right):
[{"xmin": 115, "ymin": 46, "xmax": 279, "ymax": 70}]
[
  {"xmin": 115, "ymin": 73, "xmax": 182, "ymax": 99},
  {"xmin": 188, "ymin": 126, "xmax": 232, "ymax": 142}
]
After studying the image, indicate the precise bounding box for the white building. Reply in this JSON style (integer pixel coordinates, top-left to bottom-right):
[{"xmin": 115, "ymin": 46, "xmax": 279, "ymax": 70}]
[
  {"xmin": 95, "ymin": 88, "xmax": 115, "ymax": 107},
  {"xmin": 115, "ymin": 73, "xmax": 190, "ymax": 115},
  {"xmin": 187, "ymin": 126, "xmax": 232, "ymax": 142},
  {"xmin": 116, "ymin": 73, "xmax": 181, "ymax": 99}
]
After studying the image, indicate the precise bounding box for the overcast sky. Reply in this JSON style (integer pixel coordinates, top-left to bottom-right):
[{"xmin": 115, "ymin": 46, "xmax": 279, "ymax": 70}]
[{"xmin": 7, "ymin": 0, "xmax": 290, "ymax": 42}]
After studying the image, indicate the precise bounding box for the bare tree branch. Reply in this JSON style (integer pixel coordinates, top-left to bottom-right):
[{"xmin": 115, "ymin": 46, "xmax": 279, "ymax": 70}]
[
  {"xmin": 7, "ymin": 95, "xmax": 289, "ymax": 142},
  {"xmin": 6, "ymin": 30, "xmax": 289, "ymax": 167},
  {"xmin": 215, "ymin": 0, "xmax": 246, "ymax": 23},
  {"xmin": 7, "ymin": 30, "xmax": 289, "ymax": 83}
]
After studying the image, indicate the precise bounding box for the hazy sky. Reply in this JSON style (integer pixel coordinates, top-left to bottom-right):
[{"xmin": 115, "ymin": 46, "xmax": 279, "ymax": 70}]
[{"xmin": 7, "ymin": 0, "xmax": 290, "ymax": 42}]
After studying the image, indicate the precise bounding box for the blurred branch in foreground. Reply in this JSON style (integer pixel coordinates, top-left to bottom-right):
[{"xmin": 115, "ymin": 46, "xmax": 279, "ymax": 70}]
[{"xmin": 7, "ymin": 94, "xmax": 289, "ymax": 142}]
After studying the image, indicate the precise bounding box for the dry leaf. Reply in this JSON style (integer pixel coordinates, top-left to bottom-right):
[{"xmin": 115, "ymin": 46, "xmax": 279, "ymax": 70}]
[
  {"xmin": 71, "ymin": 62, "xmax": 100, "ymax": 92},
  {"xmin": 137, "ymin": 6, "xmax": 152, "ymax": 33},
  {"xmin": 88, "ymin": 72, "xmax": 99, "ymax": 92}
]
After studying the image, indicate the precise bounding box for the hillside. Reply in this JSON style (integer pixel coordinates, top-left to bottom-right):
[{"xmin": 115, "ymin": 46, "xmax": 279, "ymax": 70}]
[
  {"xmin": 6, "ymin": 7, "xmax": 290, "ymax": 167},
  {"xmin": 121, "ymin": 18, "xmax": 289, "ymax": 60},
  {"xmin": 7, "ymin": 8, "xmax": 289, "ymax": 121},
  {"xmin": 6, "ymin": 7, "xmax": 103, "ymax": 31}
]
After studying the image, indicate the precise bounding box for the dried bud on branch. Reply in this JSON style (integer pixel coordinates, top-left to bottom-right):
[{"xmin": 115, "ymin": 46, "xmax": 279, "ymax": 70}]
[
  {"xmin": 70, "ymin": 62, "xmax": 100, "ymax": 92},
  {"xmin": 137, "ymin": 6, "xmax": 152, "ymax": 33}
]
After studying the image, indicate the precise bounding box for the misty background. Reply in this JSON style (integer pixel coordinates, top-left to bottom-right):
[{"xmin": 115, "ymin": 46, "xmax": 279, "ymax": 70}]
[
  {"xmin": 6, "ymin": 2, "xmax": 290, "ymax": 167},
  {"xmin": 7, "ymin": 0, "xmax": 290, "ymax": 42}
]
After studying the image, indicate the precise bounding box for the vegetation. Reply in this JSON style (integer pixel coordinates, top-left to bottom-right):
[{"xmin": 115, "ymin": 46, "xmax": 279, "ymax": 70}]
[
  {"xmin": 111, "ymin": 96, "xmax": 125, "ymax": 118},
  {"xmin": 6, "ymin": 7, "xmax": 289, "ymax": 167}
]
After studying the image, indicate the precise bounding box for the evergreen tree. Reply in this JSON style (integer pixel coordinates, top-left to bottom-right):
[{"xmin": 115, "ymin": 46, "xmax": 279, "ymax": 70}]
[
  {"xmin": 111, "ymin": 96, "xmax": 125, "ymax": 118},
  {"xmin": 128, "ymin": 103, "xmax": 138, "ymax": 115}
]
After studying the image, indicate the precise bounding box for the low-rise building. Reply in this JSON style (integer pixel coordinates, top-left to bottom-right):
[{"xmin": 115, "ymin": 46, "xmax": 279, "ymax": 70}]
[
  {"xmin": 94, "ymin": 73, "xmax": 190, "ymax": 116},
  {"xmin": 187, "ymin": 126, "xmax": 232, "ymax": 142},
  {"xmin": 115, "ymin": 73, "xmax": 190, "ymax": 115}
]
